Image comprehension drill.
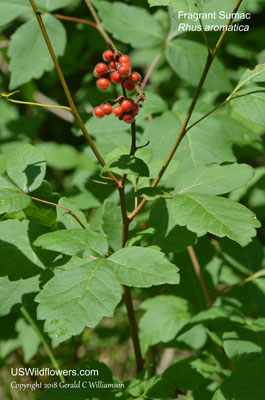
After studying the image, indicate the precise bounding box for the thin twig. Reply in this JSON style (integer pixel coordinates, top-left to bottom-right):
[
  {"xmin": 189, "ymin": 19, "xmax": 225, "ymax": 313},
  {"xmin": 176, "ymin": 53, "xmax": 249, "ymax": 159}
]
[
  {"xmin": 215, "ymin": 270, "xmax": 265, "ymax": 296},
  {"xmin": 128, "ymin": 0, "xmax": 244, "ymax": 221},
  {"xmin": 84, "ymin": 0, "xmax": 117, "ymax": 51},
  {"xmin": 199, "ymin": 19, "xmax": 211, "ymax": 55},
  {"xmin": 21, "ymin": 307, "xmax": 66, "ymax": 383},
  {"xmin": 187, "ymin": 246, "xmax": 212, "ymax": 307},
  {"xmin": 54, "ymin": 13, "xmax": 97, "ymax": 27},
  {"xmin": 29, "ymin": 0, "xmax": 119, "ymax": 186},
  {"xmin": 29, "ymin": 195, "xmax": 87, "ymax": 229},
  {"xmin": 141, "ymin": 52, "xmax": 162, "ymax": 90}
]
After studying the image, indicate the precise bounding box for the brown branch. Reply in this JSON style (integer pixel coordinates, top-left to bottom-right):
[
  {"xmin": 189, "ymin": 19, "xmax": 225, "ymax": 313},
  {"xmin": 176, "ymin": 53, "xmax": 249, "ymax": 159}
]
[
  {"xmin": 128, "ymin": 0, "xmax": 244, "ymax": 221},
  {"xmin": 141, "ymin": 52, "xmax": 162, "ymax": 90},
  {"xmin": 29, "ymin": 0, "xmax": 119, "ymax": 187},
  {"xmin": 54, "ymin": 13, "xmax": 97, "ymax": 27},
  {"xmin": 29, "ymin": 195, "xmax": 87, "ymax": 229},
  {"xmin": 187, "ymin": 246, "xmax": 212, "ymax": 307}
]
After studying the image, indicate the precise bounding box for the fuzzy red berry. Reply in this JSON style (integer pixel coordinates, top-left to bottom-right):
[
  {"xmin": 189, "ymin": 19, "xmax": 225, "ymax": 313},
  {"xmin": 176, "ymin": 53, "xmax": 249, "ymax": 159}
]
[
  {"xmin": 129, "ymin": 72, "xmax": 141, "ymax": 84},
  {"xmin": 131, "ymin": 102, "xmax": 139, "ymax": 115},
  {"xmin": 123, "ymin": 113, "xmax": 134, "ymax": 123},
  {"xmin": 93, "ymin": 106, "xmax": 104, "ymax": 118},
  {"xmin": 109, "ymin": 61, "xmax": 116, "ymax": 71},
  {"xmin": 103, "ymin": 50, "xmax": 114, "ymax": 62},
  {"xmin": 121, "ymin": 99, "xmax": 132, "ymax": 112},
  {"xmin": 102, "ymin": 104, "xmax": 113, "ymax": 115},
  {"xmin": 118, "ymin": 63, "xmax": 131, "ymax": 77},
  {"xmin": 96, "ymin": 78, "xmax": 110, "ymax": 90},
  {"xmin": 124, "ymin": 80, "xmax": 135, "ymax": 91},
  {"xmin": 94, "ymin": 63, "xmax": 108, "ymax": 77},
  {"xmin": 113, "ymin": 106, "xmax": 123, "ymax": 117},
  {"xmin": 110, "ymin": 71, "xmax": 122, "ymax": 83},
  {"xmin": 119, "ymin": 55, "xmax": 130, "ymax": 64}
]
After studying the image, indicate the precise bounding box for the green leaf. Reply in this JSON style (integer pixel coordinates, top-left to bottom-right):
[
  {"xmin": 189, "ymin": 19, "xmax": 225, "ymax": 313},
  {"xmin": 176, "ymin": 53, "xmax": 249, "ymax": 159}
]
[
  {"xmin": 139, "ymin": 296, "xmax": 190, "ymax": 352},
  {"xmin": 171, "ymin": 193, "xmax": 260, "ymax": 246},
  {"xmin": 147, "ymin": 358, "xmax": 204, "ymax": 397},
  {"xmin": 212, "ymin": 358, "xmax": 265, "ymax": 400},
  {"xmin": 7, "ymin": 144, "xmax": 46, "ymax": 193},
  {"xmin": 0, "ymin": 219, "xmax": 49, "ymax": 281},
  {"xmin": 92, "ymin": 0, "xmax": 165, "ymax": 49},
  {"xmin": 148, "ymin": 0, "xmax": 198, "ymax": 13},
  {"xmin": 231, "ymin": 86, "xmax": 265, "ymax": 127},
  {"xmin": 238, "ymin": 63, "xmax": 265, "ymax": 87},
  {"xmin": 174, "ymin": 164, "xmax": 254, "ymax": 195},
  {"xmin": 135, "ymin": 187, "xmax": 173, "ymax": 201},
  {"xmin": 159, "ymin": 225, "xmax": 197, "ymax": 253},
  {"xmin": 223, "ymin": 319, "xmax": 265, "ymax": 359},
  {"xmin": 0, "ymin": 176, "xmax": 31, "ymax": 214},
  {"xmin": 166, "ymin": 39, "xmax": 231, "ymax": 92},
  {"xmin": 16, "ymin": 318, "xmax": 40, "ymax": 363},
  {"xmin": 101, "ymin": 155, "xmax": 149, "ymax": 177},
  {"xmin": 36, "ymin": 259, "xmax": 122, "ymax": 347},
  {"xmin": 36, "ymin": 0, "xmax": 74, "ymax": 11},
  {"xmin": 0, "ymin": 0, "xmax": 29, "ymax": 26},
  {"xmin": 0, "ymin": 276, "xmax": 40, "ymax": 316},
  {"xmin": 34, "ymin": 229, "xmax": 108, "ymax": 258},
  {"xmin": 8, "ymin": 15, "xmax": 66, "ymax": 89},
  {"xmin": 108, "ymin": 247, "xmax": 180, "ymax": 287},
  {"xmin": 0, "ymin": 0, "xmax": 74, "ymax": 26},
  {"xmin": 36, "ymin": 142, "xmax": 78, "ymax": 170},
  {"xmin": 57, "ymin": 197, "xmax": 89, "ymax": 230},
  {"xmin": 102, "ymin": 200, "xmax": 122, "ymax": 252},
  {"xmin": 137, "ymin": 92, "xmax": 168, "ymax": 121}
]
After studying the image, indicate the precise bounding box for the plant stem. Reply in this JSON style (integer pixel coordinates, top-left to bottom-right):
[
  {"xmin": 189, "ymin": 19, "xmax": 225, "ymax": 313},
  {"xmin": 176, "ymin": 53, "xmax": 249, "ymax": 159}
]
[
  {"xmin": 199, "ymin": 19, "xmax": 211, "ymax": 55},
  {"xmin": 29, "ymin": 195, "xmax": 87, "ymax": 229},
  {"xmin": 20, "ymin": 306, "xmax": 66, "ymax": 383},
  {"xmin": 128, "ymin": 0, "xmax": 244, "ymax": 221},
  {"xmin": 187, "ymin": 246, "xmax": 212, "ymax": 307},
  {"xmin": 54, "ymin": 13, "xmax": 97, "ymax": 27},
  {"xmin": 29, "ymin": 0, "xmax": 119, "ymax": 186},
  {"xmin": 5, "ymin": 97, "xmax": 72, "ymax": 112},
  {"xmin": 84, "ymin": 0, "xmax": 117, "ymax": 51},
  {"xmin": 130, "ymin": 121, "xmax": 137, "ymax": 155},
  {"xmin": 141, "ymin": 52, "xmax": 162, "ymax": 90}
]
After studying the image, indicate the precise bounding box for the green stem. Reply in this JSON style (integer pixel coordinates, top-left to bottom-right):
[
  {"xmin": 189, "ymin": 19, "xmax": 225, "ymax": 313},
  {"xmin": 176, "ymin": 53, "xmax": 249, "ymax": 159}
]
[
  {"xmin": 29, "ymin": 0, "xmax": 119, "ymax": 186},
  {"xmin": 21, "ymin": 306, "xmax": 66, "ymax": 383}
]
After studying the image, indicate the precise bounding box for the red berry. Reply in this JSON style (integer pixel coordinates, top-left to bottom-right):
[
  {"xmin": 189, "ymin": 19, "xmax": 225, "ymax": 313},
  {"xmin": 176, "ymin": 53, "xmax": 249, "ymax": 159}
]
[
  {"xmin": 94, "ymin": 63, "xmax": 108, "ymax": 77},
  {"xmin": 121, "ymin": 99, "xmax": 132, "ymax": 112},
  {"xmin": 93, "ymin": 106, "xmax": 104, "ymax": 118},
  {"xmin": 118, "ymin": 63, "xmax": 131, "ymax": 77},
  {"xmin": 109, "ymin": 61, "xmax": 116, "ymax": 71},
  {"xmin": 124, "ymin": 80, "xmax": 135, "ymax": 91},
  {"xmin": 102, "ymin": 104, "xmax": 113, "ymax": 115},
  {"xmin": 131, "ymin": 102, "xmax": 139, "ymax": 115},
  {"xmin": 113, "ymin": 106, "xmax": 123, "ymax": 117},
  {"xmin": 96, "ymin": 78, "xmax": 110, "ymax": 90},
  {"xmin": 123, "ymin": 113, "xmax": 134, "ymax": 123},
  {"xmin": 110, "ymin": 71, "xmax": 122, "ymax": 83},
  {"xmin": 119, "ymin": 55, "xmax": 130, "ymax": 64},
  {"xmin": 129, "ymin": 72, "xmax": 141, "ymax": 84},
  {"xmin": 103, "ymin": 50, "xmax": 114, "ymax": 62}
]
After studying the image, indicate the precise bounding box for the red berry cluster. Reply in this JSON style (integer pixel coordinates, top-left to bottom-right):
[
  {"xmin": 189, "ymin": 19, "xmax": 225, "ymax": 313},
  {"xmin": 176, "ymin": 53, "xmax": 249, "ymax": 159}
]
[
  {"xmin": 93, "ymin": 49, "xmax": 141, "ymax": 91},
  {"xmin": 94, "ymin": 97, "xmax": 140, "ymax": 124}
]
